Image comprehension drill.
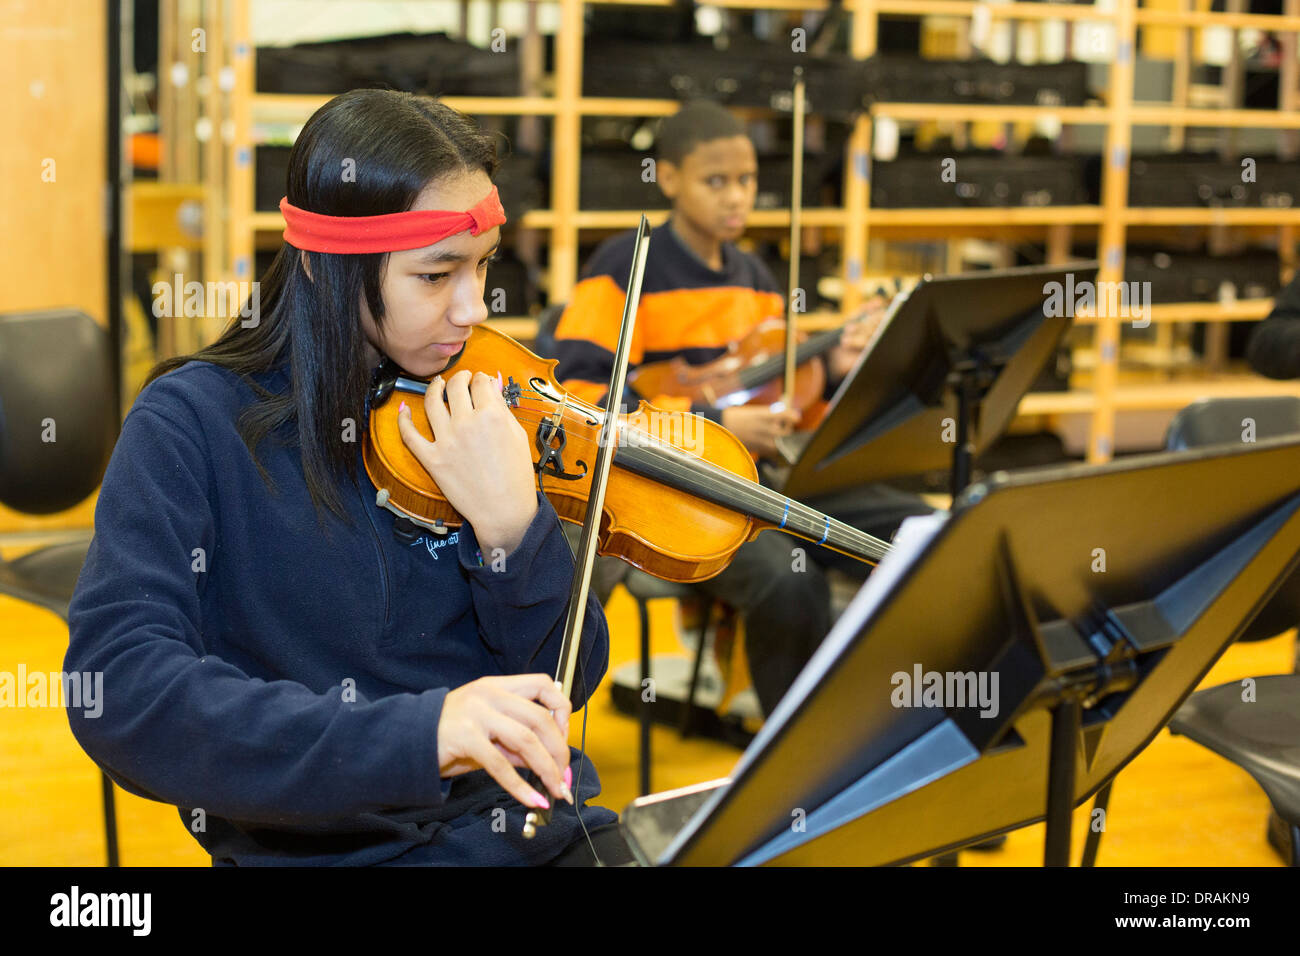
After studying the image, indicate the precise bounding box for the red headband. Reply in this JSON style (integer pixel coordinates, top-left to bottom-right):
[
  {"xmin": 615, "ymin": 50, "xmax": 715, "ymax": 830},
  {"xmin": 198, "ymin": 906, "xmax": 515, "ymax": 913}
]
[{"xmin": 279, "ymin": 186, "xmax": 506, "ymax": 253}]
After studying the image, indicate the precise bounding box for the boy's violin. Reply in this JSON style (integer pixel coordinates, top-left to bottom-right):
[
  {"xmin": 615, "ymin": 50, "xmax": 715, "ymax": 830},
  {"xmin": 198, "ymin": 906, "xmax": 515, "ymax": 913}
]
[{"xmin": 624, "ymin": 310, "xmax": 879, "ymax": 430}]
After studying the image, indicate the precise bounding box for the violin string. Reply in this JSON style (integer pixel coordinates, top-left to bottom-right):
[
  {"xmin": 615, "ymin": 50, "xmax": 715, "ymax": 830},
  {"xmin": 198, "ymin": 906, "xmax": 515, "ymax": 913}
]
[
  {"xmin": 501, "ymin": 402, "xmax": 890, "ymax": 563},
  {"xmin": 553, "ymin": 411, "xmax": 889, "ymax": 561},
  {"xmin": 620, "ymin": 439, "xmax": 890, "ymax": 561},
  {"xmin": 513, "ymin": 394, "xmax": 884, "ymax": 557}
]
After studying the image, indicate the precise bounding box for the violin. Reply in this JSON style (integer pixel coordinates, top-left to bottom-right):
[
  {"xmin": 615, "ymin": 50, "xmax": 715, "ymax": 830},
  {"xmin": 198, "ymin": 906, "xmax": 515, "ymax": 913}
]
[
  {"xmin": 363, "ymin": 323, "xmax": 890, "ymax": 585},
  {"xmin": 625, "ymin": 316, "xmax": 847, "ymax": 429},
  {"xmin": 624, "ymin": 302, "xmax": 892, "ymax": 431}
]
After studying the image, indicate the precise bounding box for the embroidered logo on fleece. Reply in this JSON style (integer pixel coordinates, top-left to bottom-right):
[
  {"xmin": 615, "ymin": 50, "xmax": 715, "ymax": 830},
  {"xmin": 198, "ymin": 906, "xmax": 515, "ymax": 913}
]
[{"xmin": 409, "ymin": 530, "xmax": 459, "ymax": 560}]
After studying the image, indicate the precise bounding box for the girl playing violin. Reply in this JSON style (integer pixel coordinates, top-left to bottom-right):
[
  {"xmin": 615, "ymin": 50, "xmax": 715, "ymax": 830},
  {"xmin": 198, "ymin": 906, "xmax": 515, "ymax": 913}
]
[{"xmin": 65, "ymin": 89, "xmax": 631, "ymax": 866}]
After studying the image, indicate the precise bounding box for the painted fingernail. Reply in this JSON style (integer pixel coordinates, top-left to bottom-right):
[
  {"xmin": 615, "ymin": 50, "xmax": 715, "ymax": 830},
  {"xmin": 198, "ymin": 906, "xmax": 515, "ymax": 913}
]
[
  {"xmin": 496, "ymin": 370, "xmax": 504, "ymax": 392},
  {"xmin": 399, "ymin": 400, "xmax": 407, "ymax": 414},
  {"xmin": 529, "ymin": 790, "xmax": 550, "ymax": 810},
  {"xmin": 563, "ymin": 766, "xmax": 572, "ymax": 790}
]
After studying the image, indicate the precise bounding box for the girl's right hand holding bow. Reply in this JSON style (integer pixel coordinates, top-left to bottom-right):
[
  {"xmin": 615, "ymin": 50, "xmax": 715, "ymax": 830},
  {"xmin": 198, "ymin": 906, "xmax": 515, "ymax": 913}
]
[{"xmin": 437, "ymin": 674, "xmax": 574, "ymax": 810}]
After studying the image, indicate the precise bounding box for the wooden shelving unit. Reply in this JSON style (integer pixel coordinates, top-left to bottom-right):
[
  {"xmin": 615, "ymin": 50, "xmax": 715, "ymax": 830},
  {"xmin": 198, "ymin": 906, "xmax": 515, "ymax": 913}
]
[{"xmin": 215, "ymin": 0, "xmax": 1300, "ymax": 462}]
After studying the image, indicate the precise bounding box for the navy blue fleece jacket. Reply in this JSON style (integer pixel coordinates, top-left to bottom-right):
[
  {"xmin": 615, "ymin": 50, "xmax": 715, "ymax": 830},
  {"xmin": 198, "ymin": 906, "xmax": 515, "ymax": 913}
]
[{"xmin": 64, "ymin": 359, "xmax": 615, "ymax": 865}]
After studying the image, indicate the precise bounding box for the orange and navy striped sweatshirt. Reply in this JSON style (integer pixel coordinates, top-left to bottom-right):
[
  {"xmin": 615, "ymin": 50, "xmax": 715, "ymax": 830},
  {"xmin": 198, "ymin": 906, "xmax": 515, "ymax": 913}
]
[{"xmin": 553, "ymin": 220, "xmax": 784, "ymax": 422}]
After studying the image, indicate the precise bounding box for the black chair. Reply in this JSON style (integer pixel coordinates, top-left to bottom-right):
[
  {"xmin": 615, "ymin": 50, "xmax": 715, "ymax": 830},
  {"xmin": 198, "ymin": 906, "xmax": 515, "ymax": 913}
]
[
  {"xmin": 0, "ymin": 308, "xmax": 120, "ymax": 866},
  {"xmin": 1082, "ymin": 396, "xmax": 1300, "ymax": 867},
  {"xmin": 1168, "ymin": 676, "xmax": 1300, "ymax": 865},
  {"xmin": 536, "ymin": 303, "xmax": 738, "ymax": 795},
  {"xmin": 1165, "ymin": 395, "xmax": 1300, "ymax": 454}
]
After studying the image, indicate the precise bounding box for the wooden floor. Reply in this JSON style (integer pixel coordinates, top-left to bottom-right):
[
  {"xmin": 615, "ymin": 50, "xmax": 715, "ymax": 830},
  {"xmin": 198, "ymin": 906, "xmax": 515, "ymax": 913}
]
[{"xmin": 0, "ymin": 538, "xmax": 1293, "ymax": 867}]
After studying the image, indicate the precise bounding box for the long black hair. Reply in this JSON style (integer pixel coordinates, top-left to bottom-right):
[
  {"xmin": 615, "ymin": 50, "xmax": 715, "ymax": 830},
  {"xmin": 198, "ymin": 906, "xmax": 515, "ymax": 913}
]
[{"xmin": 145, "ymin": 89, "xmax": 499, "ymax": 527}]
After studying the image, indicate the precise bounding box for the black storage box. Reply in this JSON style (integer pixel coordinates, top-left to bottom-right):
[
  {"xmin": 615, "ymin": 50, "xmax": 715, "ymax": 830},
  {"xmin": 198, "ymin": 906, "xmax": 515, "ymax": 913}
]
[
  {"xmin": 485, "ymin": 251, "xmax": 537, "ymax": 317},
  {"xmin": 871, "ymin": 152, "xmax": 1089, "ymax": 208},
  {"xmin": 579, "ymin": 150, "xmax": 670, "ymax": 210},
  {"xmin": 255, "ymin": 145, "xmax": 291, "ymax": 212},
  {"xmin": 1125, "ymin": 247, "xmax": 1281, "ymax": 303},
  {"xmin": 256, "ymin": 32, "xmax": 520, "ymax": 97},
  {"xmin": 863, "ymin": 55, "xmax": 1090, "ymax": 106},
  {"xmin": 582, "ymin": 38, "xmax": 869, "ymax": 119},
  {"xmin": 1128, "ymin": 153, "xmax": 1300, "ymax": 208}
]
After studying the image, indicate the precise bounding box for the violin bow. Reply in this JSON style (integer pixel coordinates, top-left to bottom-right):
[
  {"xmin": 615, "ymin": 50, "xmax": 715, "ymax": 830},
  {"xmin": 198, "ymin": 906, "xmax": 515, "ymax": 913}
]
[
  {"xmin": 782, "ymin": 67, "xmax": 807, "ymax": 411},
  {"xmin": 523, "ymin": 214, "xmax": 653, "ymax": 839}
]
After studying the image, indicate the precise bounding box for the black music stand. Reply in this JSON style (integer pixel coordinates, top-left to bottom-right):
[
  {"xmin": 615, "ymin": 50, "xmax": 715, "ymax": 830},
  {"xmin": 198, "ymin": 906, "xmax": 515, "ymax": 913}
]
[
  {"xmin": 623, "ymin": 436, "xmax": 1300, "ymax": 866},
  {"xmin": 781, "ymin": 262, "xmax": 1095, "ymax": 499}
]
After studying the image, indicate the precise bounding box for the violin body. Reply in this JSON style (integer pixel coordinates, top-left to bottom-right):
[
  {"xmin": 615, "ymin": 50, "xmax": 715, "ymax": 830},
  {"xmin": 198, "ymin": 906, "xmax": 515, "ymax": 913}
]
[
  {"xmin": 363, "ymin": 324, "xmax": 765, "ymax": 583},
  {"xmin": 627, "ymin": 318, "xmax": 828, "ymax": 428}
]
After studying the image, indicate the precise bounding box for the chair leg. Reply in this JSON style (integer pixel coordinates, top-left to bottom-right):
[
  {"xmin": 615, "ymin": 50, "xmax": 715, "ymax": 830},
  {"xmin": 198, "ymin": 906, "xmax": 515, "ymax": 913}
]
[
  {"xmin": 679, "ymin": 600, "xmax": 712, "ymax": 739},
  {"xmin": 101, "ymin": 771, "xmax": 119, "ymax": 867},
  {"xmin": 1081, "ymin": 781, "xmax": 1112, "ymax": 867},
  {"xmin": 1267, "ymin": 808, "xmax": 1300, "ymax": 866},
  {"xmin": 638, "ymin": 598, "xmax": 652, "ymax": 797}
]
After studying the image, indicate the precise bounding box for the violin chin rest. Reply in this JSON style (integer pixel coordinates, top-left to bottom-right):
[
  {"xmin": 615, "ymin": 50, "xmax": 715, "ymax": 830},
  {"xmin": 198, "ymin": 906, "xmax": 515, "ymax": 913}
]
[{"xmin": 367, "ymin": 361, "xmax": 401, "ymax": 407}]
